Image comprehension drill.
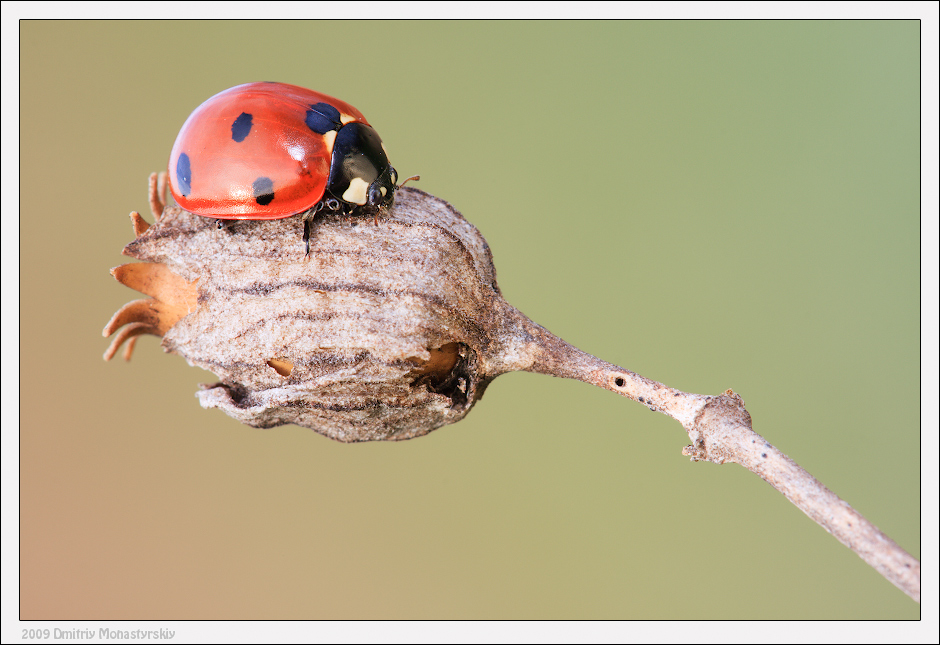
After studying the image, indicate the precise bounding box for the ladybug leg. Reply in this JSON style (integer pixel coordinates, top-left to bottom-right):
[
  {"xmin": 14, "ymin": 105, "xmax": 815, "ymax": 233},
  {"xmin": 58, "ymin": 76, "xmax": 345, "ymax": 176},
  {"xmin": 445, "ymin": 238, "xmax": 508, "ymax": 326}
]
[
  {"xmin": 303, "ymin": 219, "xmax": 312, "ymax": 257},
  {"xmin": 303, "ymin": 203, "xmax": 324, "ymax": 258},
  {"xmin": 341, "ymin": 202, "xmax": 358, "ymax": 226},
  {"xmin": 320, "ymin": 197, "xmax": 354, "ymax": 227}
]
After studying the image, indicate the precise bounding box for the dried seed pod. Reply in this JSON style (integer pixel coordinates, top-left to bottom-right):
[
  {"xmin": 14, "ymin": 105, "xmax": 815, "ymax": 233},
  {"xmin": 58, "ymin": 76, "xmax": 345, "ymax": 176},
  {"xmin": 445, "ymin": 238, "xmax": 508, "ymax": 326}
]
[
  {"xmin": 105, "ymin": 184, "xmax": 494, "ymax": 440},
  {"xmin": 104, "ymin": 178, "xmax": 685, "ymax": 441}
]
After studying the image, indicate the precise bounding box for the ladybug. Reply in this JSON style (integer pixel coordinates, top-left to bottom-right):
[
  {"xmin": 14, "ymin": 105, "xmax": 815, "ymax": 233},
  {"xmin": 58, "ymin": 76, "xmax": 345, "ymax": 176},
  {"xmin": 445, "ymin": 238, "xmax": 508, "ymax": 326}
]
[{"xmin": 167, "ymin": 82, "xmax": 405, "ymax": 251}]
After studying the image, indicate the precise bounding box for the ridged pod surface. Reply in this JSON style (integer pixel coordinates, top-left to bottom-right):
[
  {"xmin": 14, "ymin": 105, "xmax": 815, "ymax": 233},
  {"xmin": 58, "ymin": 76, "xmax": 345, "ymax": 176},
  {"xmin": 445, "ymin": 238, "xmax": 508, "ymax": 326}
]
[{"xmin": 104, "ymin": 186, "xmax": 574, "ymax": 441}]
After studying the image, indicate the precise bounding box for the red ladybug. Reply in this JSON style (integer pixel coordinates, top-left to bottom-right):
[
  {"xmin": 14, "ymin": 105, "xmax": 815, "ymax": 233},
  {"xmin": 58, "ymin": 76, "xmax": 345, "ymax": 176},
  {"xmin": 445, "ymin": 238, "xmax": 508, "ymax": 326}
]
[{"xmin": 167, "ymin": 82, "xmax": 402, "ymax": 249}]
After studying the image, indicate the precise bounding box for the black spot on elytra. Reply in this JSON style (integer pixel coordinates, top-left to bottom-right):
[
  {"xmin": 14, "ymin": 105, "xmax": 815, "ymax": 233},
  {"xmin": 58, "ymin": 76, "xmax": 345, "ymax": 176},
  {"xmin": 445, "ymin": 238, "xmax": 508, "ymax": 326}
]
[
  {"xmin": 176, "ymin": 153, "xmax": 191, "ymax": 196},
  {"xmin": 305, "ymin": 102, "xmax": 342, "ymax": 134},
  {"xmin": 231, "ymin": 112, "xmax": 253, "ymax": 142},
  {"xmin": 252, "ymin": 177, "xmax": 275, "ymax": 205}
]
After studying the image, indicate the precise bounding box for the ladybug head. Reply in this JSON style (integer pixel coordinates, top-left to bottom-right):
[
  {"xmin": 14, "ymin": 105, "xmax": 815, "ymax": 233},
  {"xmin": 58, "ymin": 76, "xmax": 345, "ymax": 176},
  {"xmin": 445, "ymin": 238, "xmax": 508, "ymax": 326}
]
[
  {"xmin": 368, "ymin": 165, "xmax": 398, "ymax": 210},
  {"xmin": 328, "ymin": 123, "xmax": 398, "ymax": 213}
]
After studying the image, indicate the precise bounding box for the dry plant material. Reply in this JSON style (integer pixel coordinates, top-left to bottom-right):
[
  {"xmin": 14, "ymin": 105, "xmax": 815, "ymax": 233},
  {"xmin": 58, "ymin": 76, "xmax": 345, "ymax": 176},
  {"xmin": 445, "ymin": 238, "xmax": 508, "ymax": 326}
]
[{"xmin": 104, "ymin": 175, "xmax": 920, "ymax": 601}]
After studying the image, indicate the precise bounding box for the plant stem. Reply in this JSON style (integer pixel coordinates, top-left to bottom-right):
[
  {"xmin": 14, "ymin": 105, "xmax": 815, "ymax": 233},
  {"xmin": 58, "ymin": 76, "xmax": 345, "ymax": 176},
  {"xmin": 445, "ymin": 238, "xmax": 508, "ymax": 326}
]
[{"xmin": 495, "ymin": 301, "xmax": 921, "ymax": 602}]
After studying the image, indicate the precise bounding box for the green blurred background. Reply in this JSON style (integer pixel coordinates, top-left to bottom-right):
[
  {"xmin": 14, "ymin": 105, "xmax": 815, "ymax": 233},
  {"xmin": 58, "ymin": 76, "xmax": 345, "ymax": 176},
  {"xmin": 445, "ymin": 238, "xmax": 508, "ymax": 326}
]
[{"xmin": 20, "ymin": 21, "xmax": 919, "ymax": 619}]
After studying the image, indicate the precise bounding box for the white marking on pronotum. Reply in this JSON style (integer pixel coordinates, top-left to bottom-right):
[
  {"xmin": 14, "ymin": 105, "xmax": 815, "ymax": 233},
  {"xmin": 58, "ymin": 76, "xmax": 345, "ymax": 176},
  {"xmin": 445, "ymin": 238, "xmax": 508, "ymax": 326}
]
[
  {"xmin": 343, "ymin": 177, "xmax": 370, "ymax": 205},
  {"xmin": 322, "ymin": 130, "xmax": 337, "ymax": 152}
]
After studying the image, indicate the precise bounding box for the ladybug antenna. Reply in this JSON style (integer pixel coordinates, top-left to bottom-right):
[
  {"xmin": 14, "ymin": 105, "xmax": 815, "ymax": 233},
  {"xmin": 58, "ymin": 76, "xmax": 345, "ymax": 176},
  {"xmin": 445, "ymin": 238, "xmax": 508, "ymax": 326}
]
[{"xmin": 397, "ymin": 175, "xmax": 420, "ymax": 189}]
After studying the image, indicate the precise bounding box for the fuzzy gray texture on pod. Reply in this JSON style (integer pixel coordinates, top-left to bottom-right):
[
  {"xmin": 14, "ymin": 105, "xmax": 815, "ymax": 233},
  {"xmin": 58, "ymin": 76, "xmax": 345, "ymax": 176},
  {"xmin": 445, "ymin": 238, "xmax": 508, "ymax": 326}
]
[{"xmin": 104, "ymin": 186, "xmax": 566, "ymax": 442}]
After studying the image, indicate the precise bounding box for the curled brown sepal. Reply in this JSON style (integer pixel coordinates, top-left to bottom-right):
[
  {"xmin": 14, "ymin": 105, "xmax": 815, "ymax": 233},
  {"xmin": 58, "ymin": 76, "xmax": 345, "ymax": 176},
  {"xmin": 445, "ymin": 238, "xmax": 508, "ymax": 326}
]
[
  {"xmin": 101, "ymin": 261, "xmax": 199, "ymax": 361},
  {"xmin": 102, "ymin": 181, "xmax": 919, "ymax": 601},
  {"xmin": 101, "ymin": 208, "xmax": 200, "ymax": 362}
]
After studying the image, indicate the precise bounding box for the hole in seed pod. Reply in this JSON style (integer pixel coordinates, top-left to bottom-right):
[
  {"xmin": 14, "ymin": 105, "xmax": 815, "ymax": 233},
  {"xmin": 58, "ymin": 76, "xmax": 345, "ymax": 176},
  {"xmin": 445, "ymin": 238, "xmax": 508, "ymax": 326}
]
[
  {"xmin": 407, "ymin": 343, "xmax": 459, "ymax": 382},
  {"xmin": 614, "ymin": 376, "xmax": 625, "ymax": 388},
  {"xmin": 406, "ymin": 342, "xmax": 475, "ymax": 410},
  {"xmin": 267, "ymin": 358, "xmax": 293, "ymax": 376}
]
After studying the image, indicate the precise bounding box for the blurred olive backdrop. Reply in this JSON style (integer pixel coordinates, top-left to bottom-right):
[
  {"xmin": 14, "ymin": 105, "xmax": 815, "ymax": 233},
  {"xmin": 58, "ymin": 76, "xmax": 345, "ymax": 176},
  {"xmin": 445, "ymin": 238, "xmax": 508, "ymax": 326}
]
[{"xmin": 20, "ymin": 21, "xmax": 919, "ymax": 619}]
